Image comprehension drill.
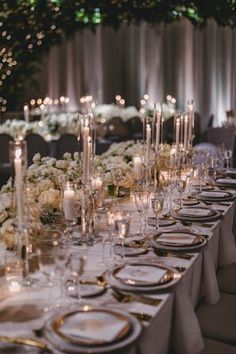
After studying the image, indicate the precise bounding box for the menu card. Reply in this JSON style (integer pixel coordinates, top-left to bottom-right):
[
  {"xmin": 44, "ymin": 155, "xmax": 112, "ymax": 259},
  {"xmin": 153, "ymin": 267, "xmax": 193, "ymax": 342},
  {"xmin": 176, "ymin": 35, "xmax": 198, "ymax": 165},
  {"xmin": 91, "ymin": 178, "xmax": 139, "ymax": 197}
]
[
  {"xmin": 61, "ymin": 311, "xmax": 129, "ymax": 342},
  {"xmin": 158, "ymin": 232, "xmax": 196, "ymax": 245},
  {"xmin": 116, "ymin": 265, "xmax": 166, "ymax": 284},
  {"xmin": 178, "ymin": 208, "xmax": 211, "ymax": 217}
]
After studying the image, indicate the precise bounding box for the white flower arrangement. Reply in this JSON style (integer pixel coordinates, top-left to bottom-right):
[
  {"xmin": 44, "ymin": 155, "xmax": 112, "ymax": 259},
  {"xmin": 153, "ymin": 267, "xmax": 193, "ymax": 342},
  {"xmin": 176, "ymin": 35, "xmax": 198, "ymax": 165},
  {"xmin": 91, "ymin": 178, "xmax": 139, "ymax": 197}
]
[
  {"xmin": 0, "ymin": 152, "xmax": 82, "ymax": 248},
  {"xmin": 94, "ymin": 104, "xmax": 141, "ymax": 122}
]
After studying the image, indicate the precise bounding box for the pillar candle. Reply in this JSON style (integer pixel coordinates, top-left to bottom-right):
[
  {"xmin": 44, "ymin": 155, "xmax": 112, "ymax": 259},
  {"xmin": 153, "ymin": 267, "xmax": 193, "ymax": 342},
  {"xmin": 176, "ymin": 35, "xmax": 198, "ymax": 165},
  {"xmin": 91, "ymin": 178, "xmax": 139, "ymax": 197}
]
[
  {"xmin": 63, "ymin": 185, "xmax": 76, "ymax": 221},
  {"xmin": 133, "ymin": 156, "xmax": 143, "ymax": 179}
]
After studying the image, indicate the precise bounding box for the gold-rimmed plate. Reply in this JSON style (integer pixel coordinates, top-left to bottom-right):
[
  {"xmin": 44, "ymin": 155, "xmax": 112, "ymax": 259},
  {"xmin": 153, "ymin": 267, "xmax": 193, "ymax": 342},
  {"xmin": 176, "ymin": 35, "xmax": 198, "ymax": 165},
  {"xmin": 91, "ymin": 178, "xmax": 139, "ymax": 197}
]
[
  {"xmin": 174, "ymin": 207, "xmax": 221, "ymax": 222},
  {"xmin": 151, "ymin": 231, "xmax": 207, "ymax": 252},
  {"xmin": 52, "ymin": 308, "xmax": 131, "ymax": 346},
  {"xmin": 44, "ymin": 306, "xmax": 142, "ymax": 353},
  {"xmin": 215, "ymin": 178, "xmax": 236, "ymax": 188},
  {"xmin": 197, "ymin": 190, "xmax": 235, "ymax": 202},
  {"xmin": 105, "ymin": 262, "xmax": 180, "ymax": 293}
]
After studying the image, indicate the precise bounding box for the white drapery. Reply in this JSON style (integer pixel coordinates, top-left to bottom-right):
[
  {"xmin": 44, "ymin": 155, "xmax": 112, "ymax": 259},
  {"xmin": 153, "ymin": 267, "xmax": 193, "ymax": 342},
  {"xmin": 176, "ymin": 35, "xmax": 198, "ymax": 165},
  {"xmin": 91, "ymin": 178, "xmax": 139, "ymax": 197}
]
[{"xmin": 36, "ymin": 19, "xmax": 236, "ymax": 129}]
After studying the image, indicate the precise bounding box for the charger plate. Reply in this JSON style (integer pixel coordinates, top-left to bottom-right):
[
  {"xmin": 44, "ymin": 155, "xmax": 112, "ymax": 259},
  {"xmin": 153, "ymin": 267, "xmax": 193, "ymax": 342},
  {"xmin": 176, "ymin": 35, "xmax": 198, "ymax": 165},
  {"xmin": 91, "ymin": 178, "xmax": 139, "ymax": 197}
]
[
  {"xmin": 197, "ymin": 190, "xmax": 235, "ymax": 202},
  {"xmin": 215, "ymin": 178, "xmax": 236, "ymax": 188},
  {"xmin": 174, "ymin": 207, "xmax": 221, "ymax": 222},
  {"xmin": 105, "ymin": 262, "xmax": 180, "ymax": 293},
  {"xmin": 151, "ymin": 230, "xmax": 207, "ymax": 252},
  {"xmin": 44, "ymin": 306, "xmax": 141, "ymax": 353}
]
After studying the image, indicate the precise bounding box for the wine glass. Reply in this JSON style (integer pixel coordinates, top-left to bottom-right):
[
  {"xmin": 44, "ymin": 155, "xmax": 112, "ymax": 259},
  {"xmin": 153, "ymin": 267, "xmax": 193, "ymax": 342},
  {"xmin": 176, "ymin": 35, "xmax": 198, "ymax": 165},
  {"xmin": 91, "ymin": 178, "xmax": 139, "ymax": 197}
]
[
  {"xmin": 116, "ymin": 212, "xmax": 131, "ymax": 261},
  {"xmin": 65, "ymin": 250, "xmax": 87, "ymax": 303},
  {"xmin": 53, "ymin": 242, "xmax": 71, "ymax": 308},
  {"xmin": 175, "ymin": 179, "xmax": 186, "ymax": 209},
  {"xmin": 133, "ymin": 190, "xmax": 150, "ymax": 237},
  {"xmin": 151, "ymin": 194, "xmax": 164, "ymax": 230},
  {"xmin": 224, "ymin": 149, "xmax": 232, "ymax": 169}
]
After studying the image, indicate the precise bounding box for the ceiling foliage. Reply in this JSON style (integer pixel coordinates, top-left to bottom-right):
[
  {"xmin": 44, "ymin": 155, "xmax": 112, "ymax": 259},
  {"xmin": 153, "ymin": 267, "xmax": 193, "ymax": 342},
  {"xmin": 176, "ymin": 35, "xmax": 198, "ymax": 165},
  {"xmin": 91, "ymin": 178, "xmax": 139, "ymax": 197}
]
[{"xmin": 1, "ymin": 0, "xmax": 236, "ymax": 110}]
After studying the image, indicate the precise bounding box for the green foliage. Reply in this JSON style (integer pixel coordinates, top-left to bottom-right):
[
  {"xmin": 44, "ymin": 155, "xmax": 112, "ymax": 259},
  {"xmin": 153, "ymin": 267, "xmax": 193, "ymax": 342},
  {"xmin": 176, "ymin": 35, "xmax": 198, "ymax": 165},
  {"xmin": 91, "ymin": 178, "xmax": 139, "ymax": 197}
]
[{"xmin": 1, "ymin": 0, "xmax": 236, "ymax": 110}]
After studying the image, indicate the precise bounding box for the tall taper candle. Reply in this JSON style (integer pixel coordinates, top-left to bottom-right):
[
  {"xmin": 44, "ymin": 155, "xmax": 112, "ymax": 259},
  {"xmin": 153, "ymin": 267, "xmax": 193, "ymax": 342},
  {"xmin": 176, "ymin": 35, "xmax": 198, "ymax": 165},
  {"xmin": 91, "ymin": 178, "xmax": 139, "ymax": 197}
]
[
  {"xmin": 14, "ymin": 148, "xmax": 24, "ymax": 228},
  {"xmin": 155, "ymin": 103, "xmax": 161, "ymax": 151}
]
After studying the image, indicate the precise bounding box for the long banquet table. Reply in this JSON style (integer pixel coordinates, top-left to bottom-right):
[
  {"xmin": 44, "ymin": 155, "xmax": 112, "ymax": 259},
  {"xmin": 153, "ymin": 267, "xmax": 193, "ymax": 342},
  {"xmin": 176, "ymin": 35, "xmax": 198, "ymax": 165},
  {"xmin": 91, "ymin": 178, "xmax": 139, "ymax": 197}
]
[{"xmin": 0, "ymin": 186, "xmax": 236, "ymax": 354}]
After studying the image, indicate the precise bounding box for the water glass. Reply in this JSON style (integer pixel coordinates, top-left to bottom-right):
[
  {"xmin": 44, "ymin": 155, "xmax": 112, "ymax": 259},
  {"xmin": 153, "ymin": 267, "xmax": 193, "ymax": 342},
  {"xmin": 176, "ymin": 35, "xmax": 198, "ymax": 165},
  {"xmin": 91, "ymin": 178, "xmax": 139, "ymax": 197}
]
[
  {"xmin": 133, "ymin": 190, "xmax": 150, "ymax": 237},
  {"xmin": 116, "ymin": 212, "xmax": 131, "ymax": 261},
  {"xmin": 151, "ymin": 194, "xmax": 164, "ymax": 230},
  {"xmin": 5, "ymin": 256, "xmax": 23, "ymax": 293}
]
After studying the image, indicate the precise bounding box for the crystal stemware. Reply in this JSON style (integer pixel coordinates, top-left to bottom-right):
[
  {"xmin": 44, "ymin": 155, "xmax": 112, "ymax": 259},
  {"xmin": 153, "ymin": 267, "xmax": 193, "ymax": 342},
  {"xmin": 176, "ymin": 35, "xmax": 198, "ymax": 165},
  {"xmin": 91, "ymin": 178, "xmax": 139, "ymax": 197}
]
[
  {"xmin": 175, "ymin": 179, "xmax": 186, "ymax": 209},
  {"xmin": 116, "ymin": 212, "xmax": 131, "ymax": 261},
  {"xmin": 133, "ymin": 190, "xmax": 150, "ymax": 237},
  {"xmin": 224, "ymin": 149, "xmax": 232, "ymax": 169},
  {"xmin": 151, "ymin": 193, "xmax": 164, "ymax": 230}
]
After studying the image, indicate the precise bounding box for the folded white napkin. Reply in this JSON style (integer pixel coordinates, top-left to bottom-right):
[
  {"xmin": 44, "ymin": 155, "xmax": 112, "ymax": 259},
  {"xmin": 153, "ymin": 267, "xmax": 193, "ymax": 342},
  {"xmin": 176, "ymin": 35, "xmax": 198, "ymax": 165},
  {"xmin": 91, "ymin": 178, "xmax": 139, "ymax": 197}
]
[
  {"xmin": 61, "ymin": 311, "xmax": 129, "ymax": 342},
  {"xmin": 199, "ymin": 191, "xmax": 228, "ymax": 198},
  {"xmin": 217, "ymin": 178, "xmax": 236, "ymax": 184},
  {"xmin": 178, "ymin": 208, "xmax": 211, "ymax": 217},
  {"xmin": 116, "ymin": 264, "xmax": 166, "ymax": 284},
  {"xmin": 157, "ymin": 232, "xmax": 196, "ymax": 245}
]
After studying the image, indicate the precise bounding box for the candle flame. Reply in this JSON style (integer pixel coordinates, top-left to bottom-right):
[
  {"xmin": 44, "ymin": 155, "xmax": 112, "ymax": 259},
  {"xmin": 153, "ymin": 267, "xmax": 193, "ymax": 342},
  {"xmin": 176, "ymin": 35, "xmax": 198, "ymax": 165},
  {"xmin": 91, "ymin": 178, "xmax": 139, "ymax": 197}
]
[{"xmin": 15, "ymin": 148, "xmax": 22, "ymax": 159}]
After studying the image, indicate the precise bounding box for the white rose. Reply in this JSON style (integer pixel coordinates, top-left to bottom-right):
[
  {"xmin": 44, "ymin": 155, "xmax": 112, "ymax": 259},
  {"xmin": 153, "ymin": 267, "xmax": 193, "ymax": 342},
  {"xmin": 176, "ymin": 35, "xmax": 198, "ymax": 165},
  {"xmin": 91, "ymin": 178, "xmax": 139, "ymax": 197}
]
[
  {"xmin": 56, "ymin": 160, "xmax": 69, "ymax": 170},
  {"xmin": 38, "ymin": 188, "xmax": 61, "ymax": 209}
]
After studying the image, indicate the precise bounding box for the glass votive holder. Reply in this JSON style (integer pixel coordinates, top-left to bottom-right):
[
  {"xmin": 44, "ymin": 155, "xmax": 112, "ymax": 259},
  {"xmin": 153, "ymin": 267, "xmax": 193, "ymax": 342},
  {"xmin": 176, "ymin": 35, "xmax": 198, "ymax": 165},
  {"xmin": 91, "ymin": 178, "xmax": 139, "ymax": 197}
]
[
  {"xmin": 5, "ymin": 258, "xmax": 23, "ymax": 293},
  {"xmin": 62, "ymin": 182, "xmax": 77, "ymax": 224}
]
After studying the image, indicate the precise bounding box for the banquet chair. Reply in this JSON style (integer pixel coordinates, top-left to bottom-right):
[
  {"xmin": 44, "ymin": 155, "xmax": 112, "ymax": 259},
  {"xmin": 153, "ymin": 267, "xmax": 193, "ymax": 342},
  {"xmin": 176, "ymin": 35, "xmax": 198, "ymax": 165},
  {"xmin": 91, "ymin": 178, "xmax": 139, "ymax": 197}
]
[
  {"xmin": 56, "ymin": 133, "xmax": 78, "ymax": 158},
  {"xmin": 0, "ymin": 133, "xmax": 13, "ymax": 164},
  {"xmin": 0, "ymin": 133, "xmax": 13, "ymax": 186},
  {"xmin": 126, "ymin": 116, "xmax": 143, "ymax": 139},
  {"xmin": 217, "ymin": 262, "xmax": 236, "ymax": 295},
  {"xmin": 106, "ymin": 117, "xmax": 130, "ymax": 141},
  {"xmin": 196, "ymin": 293, "xmax": 236, "ymax": 346},
  {"xmin": 25, "ymin": 133, "xmax": 49, "ymax": 165},
  {"xmin": 198, "ymin": 338, "xmax": 236, "ymax": 354}
]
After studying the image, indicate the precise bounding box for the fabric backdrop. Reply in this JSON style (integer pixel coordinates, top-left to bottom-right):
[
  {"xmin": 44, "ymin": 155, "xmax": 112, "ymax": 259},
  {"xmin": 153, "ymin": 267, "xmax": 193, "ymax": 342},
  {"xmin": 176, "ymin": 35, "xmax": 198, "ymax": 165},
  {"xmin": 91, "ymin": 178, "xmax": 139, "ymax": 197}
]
[{"xmin": 34, "ymin": 19, "xmax": 236, "ymax": 129}]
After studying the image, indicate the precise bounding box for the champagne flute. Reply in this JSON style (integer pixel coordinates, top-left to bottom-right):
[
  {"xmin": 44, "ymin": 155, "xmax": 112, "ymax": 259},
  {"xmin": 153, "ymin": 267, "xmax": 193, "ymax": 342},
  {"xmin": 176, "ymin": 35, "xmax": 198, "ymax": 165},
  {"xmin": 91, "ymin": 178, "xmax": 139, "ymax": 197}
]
[
  {"xmin": 175, "ymin": 179, "xmax": 186, "ymax": 209},
  {"xmin": 116, "ymin": 212, "xmax": 131, "ymax": 261},
  {"xmin": 224, "ymin": 149, "xmax": 232, "ymax": 169},
  {"xmin": 151, "ymin": 194, "xmax": 164, "ymax": 230},
  {"xmin": 133, "ymin": 190, "xmax": 150, "ymax": 237},
  {"xmin": 53, "ymin": 242, "xmax": 70, "ymax": 308}
]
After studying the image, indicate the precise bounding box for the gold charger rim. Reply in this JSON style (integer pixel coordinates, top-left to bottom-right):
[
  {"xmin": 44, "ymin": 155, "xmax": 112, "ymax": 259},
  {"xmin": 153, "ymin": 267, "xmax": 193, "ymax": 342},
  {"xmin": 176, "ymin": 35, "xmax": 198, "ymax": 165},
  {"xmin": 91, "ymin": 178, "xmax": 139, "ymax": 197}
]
[
  {"xmin": 112, "ymin": 262, "xmax": 174, "ymax": 287},
  {"xmin": 52, "ymin": 308, "xmax": 132, "ymax": 347}
]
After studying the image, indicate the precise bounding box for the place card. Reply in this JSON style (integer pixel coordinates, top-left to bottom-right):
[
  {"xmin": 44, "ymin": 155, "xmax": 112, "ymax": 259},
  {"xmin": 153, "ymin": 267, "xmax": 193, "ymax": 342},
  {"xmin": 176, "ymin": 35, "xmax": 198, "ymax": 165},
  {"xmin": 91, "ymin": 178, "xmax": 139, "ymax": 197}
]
[{"xmin": 116, "ymin": 264, "xmax": 166, "ymax": 284}]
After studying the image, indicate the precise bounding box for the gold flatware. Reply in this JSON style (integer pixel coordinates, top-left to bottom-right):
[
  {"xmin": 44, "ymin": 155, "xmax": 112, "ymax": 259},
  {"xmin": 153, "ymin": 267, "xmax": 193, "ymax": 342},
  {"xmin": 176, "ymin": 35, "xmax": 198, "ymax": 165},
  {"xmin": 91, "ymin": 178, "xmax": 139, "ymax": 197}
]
[
  {"xmin": 130, "ymin": 312, "xmax": 152, "ymax": 322},
  {"xmin": 154, "ymin": 249, "xmax": 193, "ymax": 260},
  {"xmin": 112, "ymin": 289, "xmax": 162, "ymax": 306},
  {"xmin": 0, "ymin": 335, "xmax": 48, "ymax": 350}
]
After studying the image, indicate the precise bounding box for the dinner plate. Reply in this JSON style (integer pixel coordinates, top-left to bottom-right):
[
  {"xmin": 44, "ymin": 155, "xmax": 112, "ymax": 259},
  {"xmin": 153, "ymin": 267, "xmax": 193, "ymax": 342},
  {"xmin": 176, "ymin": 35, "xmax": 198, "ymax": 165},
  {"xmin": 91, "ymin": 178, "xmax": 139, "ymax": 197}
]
[
  {"xmin": 151, "ymin": 230, "xmax": 207, "ymax": 252},
  {"xmin": 44, "ymin": 306, "xmax": 141, "ymax": 353},
  {"xmin": 182, "ymin": 198, "xmax": 199, "ymax": 206},
  {"xmin": 148, "ymin": 217, "xmax": 176, "ymax": 227},
  {"xmin": 197, "ymin": 190, "xmax": 235, "ymax": 202},
  {"xmin": 215, "ymin": 178, "xmax": 236, "ymax": 188},
  {"xmin": 114, "ymin": 245, "xmax": 149, "ymax": 257},
  {"xmin": 105, "ymin": 262, "xmax": 180, "ymax": 293},
  {"xmin": 192, "ymin": 184, "xmax": 214, "ymax": 191},
  {"xmin": 174, "ymin": 207, "xmax": 221, "ymax": 222}
]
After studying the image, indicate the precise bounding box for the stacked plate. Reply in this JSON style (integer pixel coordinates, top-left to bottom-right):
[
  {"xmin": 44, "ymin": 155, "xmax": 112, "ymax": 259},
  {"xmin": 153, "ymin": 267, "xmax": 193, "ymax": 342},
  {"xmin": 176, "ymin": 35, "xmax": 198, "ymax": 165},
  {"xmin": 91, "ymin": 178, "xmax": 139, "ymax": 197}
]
[
  {"xmin": 174, "ymin": 206, "xmax": 221, "ymax": 222},
  {"xmin": 105, "ymin": 262, "xmax": 180, "ymax": 292},
  {"xmin": 215, "ymin": 178, "xmax": 236, "ymax": 188},
  {"xmin": 44, "ymin": 306, "xmax": 142, "ymax": 353},
  {"xmin": 197, "ymin": 190, "xmax": 235, "ymax": 202},
  {"xmin": 151, "ymin": 230, "xmax": 207, "ymax": 252}
]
